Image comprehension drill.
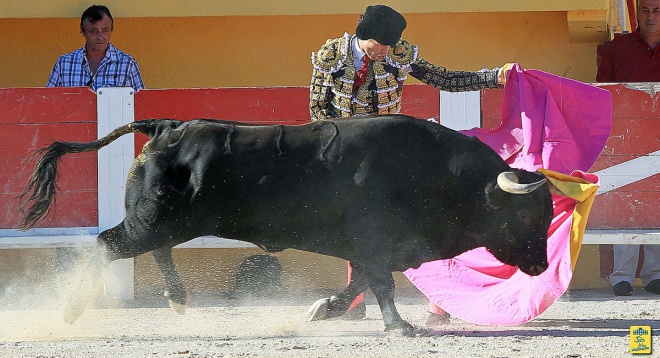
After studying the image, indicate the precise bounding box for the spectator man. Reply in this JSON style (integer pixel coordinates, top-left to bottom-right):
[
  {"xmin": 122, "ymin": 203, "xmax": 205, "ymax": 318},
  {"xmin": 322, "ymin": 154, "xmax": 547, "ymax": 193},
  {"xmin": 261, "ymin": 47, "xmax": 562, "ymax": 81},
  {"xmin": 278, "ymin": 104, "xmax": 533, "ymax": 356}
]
[
  {"xmin": 46, "ymin": 5, "xmax": 144, "ymax": 91},
  {"xmin": 596, "ymin": 0, "xmax": 660, "ymax": 296}
]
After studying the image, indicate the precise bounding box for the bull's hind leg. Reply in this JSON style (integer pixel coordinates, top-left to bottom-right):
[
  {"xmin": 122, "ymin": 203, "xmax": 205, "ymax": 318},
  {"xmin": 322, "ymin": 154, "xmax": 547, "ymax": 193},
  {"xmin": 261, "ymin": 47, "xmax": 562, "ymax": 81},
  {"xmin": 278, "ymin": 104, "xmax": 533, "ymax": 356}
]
[
  {"xmin": 308, "ymin": 261, "xmax": 369, "ymax": 321},
  {"xmin": 152, "ymin": 246, "xmax": 188, "ymax": 314},
  {"xmin": 63, "ymin": 239, "xmax": 113, "ymax": 324}
]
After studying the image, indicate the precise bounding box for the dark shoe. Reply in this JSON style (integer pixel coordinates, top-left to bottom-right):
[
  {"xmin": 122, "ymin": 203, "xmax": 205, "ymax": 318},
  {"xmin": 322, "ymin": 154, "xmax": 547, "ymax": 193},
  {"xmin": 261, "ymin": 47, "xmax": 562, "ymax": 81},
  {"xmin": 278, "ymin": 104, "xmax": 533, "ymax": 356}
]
[
  {"xmin": 341, "ymin": 301, "xmax": 366, "ymax": 320},
  {"xmin": 643, "ymin": 279, "xmax": 660, "ymax": 294},
  {"xmin": 613, "ymin": 281, "xmax": 634, "ymax": 296},
  {"xmin": 425, "ymin": 312, "xmax": 451, "ymax": 326}
]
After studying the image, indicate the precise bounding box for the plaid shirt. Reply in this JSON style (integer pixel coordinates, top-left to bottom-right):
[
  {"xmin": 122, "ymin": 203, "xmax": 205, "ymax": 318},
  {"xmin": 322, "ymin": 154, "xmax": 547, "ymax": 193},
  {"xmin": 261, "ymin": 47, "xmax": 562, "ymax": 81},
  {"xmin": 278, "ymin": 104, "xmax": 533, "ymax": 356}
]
[{"xmin": 46, "ymin": 43, "xmax": 145, "ymax": 91}]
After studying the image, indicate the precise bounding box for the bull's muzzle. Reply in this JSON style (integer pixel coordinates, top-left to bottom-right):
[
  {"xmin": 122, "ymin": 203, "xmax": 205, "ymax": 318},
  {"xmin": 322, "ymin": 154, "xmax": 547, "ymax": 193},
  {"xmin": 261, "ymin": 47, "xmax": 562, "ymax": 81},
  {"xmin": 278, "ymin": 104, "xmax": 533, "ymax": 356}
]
[{"xmin": 520, "ymin": 263, "xmax": 548, "ymax": 276}]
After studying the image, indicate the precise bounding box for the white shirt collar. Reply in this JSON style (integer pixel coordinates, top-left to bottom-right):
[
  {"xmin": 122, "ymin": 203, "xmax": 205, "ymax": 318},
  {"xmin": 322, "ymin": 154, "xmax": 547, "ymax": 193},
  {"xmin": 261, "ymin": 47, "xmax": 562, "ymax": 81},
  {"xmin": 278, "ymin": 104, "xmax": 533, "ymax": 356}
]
[{"xmin": 352, "ymin": 35, "xmax": 367, "ymax": 69}]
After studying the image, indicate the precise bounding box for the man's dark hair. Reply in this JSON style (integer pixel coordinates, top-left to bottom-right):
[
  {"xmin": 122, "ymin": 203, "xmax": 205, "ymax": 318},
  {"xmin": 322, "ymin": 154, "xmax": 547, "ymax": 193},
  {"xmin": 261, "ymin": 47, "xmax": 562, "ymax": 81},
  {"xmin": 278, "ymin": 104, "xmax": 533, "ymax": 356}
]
[{"xmin": 80, "ymin": 5, "xmax": 113, "ymax": 31}]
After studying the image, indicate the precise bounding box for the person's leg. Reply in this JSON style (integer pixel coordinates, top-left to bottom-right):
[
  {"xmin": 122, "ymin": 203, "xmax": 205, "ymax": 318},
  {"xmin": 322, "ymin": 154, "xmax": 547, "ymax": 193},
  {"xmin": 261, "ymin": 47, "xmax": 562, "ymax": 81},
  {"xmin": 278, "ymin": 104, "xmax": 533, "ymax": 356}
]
[
  {"xmin": 307, "ymin": 261, "xmax": 367, "ymax": 321},
  {"xmin": 610, "ymin": 244, "xmax": 640, "ymax": 295},
  {"xmin": 341, "ymin": 261, "xmax": 366, "ymax": 319},
  {"xmin": 347, "ymin": 261, "xmax": 364, "ymax": 309},
  {"xmin": 426, "ymin": 301, "xmax": 450, "ymax": 325},
  {"xmin": 640, "ymin": 245, "xmax": 660, "ymax": 294},
  {"xmin": 429, "ymin": 302, "xmax": 446, "ymax": 315}
]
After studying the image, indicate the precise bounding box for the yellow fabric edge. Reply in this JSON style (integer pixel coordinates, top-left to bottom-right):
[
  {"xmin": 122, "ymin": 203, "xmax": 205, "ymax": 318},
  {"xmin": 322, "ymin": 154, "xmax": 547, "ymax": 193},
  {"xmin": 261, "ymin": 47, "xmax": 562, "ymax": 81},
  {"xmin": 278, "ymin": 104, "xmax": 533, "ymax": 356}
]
[{"xmin": 538, "ymin": 168, "xmax": 600, "ymax": 268}]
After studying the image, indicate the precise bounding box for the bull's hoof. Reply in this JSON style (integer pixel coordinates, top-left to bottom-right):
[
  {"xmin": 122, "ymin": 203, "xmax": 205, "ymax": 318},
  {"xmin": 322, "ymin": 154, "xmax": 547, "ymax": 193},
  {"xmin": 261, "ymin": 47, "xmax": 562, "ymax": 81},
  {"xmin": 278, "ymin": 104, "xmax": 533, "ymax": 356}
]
[
  {"xmin": 385, "ymin": 321, "xmax": 416, "ymax": 337},
  {"xmin": 63, "ymin": 300, "xmax": 86, "ymax": 324},
  {"xmin": 168, "ymin": 299, "xmax": 187, "ymax": 315},
  {"xmin": 307, "ymin": 296, "xmax": 346, "ymax": 321},
  {"xmin": 63, "ymin": 283, "xmax": 93, "ymax": 324},
  {"xmin": 165, "ymin": 290, "xmax": 188, "ymax": 315},
  {"xmin": 307, "ymin": 297, "xmax": 332, "ymax": 321}
]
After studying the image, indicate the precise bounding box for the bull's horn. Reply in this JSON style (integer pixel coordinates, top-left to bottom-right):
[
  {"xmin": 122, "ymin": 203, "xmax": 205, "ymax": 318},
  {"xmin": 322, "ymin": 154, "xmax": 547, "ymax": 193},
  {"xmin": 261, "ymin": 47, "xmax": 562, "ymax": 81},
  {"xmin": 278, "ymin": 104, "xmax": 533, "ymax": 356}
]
[{"xmin": 497, "ymin": 172, "xmax": 547, "ymax": 194}]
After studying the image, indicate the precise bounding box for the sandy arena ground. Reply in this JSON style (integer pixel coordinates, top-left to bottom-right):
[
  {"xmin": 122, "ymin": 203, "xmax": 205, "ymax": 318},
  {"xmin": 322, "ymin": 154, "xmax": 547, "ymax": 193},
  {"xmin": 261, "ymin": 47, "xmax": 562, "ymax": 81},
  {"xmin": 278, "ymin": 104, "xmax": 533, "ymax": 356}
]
[{"xmin": 0, "ymin": 287, "xmax": 659, "ymax": 358}]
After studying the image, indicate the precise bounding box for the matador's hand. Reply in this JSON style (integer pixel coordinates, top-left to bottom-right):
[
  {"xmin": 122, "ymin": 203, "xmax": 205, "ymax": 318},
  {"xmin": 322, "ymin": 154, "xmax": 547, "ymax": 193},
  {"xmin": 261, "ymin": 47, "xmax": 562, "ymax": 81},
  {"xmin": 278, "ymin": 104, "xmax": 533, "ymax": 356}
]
[{"xmin": 497, "ymin": 63, "xmax": 517, "ymax": 86}]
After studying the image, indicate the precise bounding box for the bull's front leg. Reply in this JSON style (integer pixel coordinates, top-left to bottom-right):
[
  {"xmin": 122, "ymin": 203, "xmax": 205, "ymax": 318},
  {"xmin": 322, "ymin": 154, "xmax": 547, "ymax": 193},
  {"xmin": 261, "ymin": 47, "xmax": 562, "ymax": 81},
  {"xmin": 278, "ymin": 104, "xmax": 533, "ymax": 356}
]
[
  {"xmin": 367, "ymin": 266, "xmax": 414, "ymax": 336},
  {"xmin": 308, "ymin": 261, "xmax": 369, "ymax": 321},
  {"xmin": 152, "ymin": 246, "xmax": 188, "ymax": 314}
]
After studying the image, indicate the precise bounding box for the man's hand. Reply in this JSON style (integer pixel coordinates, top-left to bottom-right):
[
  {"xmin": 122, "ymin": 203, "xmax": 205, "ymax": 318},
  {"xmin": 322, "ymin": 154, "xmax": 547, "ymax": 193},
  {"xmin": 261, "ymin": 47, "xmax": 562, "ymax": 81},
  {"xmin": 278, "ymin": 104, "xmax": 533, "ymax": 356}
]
[{"xmin": 497, "ymin": 63, "xmax": 516, "ymax": 85}]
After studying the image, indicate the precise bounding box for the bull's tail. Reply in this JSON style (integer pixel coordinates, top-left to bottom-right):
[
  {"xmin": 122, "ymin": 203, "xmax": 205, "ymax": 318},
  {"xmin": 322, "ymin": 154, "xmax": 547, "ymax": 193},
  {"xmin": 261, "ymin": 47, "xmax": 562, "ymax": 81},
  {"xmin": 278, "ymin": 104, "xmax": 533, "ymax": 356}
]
[{"xmin": 16, "ymin": 119, "xmax": 166, "ymax": 230}]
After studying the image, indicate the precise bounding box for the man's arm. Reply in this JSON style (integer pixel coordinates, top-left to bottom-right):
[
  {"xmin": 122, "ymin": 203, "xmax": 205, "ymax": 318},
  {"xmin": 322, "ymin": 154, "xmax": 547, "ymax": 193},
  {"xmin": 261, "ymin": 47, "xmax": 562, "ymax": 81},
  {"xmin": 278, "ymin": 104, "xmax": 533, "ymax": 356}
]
[
  {"xmin": 126, "ymin": 59, "xmax": 145, "ymax": 91},
  {"xmin": 45, "ymin": 60, "xmax": 62, "ymax": 87},
  {"xmin": 408, "ymin": 57, "xmax": 499, "ymax": 92},
  {"xmin": 309, "ymin": 66, "xmax": 334, "ymax": 121}
]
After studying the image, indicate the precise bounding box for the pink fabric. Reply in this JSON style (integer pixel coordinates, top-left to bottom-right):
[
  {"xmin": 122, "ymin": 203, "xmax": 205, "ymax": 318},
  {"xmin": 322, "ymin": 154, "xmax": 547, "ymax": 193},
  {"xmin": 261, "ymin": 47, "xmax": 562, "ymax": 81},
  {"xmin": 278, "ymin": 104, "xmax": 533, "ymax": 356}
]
[{"xmin": 403, "ymin": 65, "xmax": 612, "ymax": 325}]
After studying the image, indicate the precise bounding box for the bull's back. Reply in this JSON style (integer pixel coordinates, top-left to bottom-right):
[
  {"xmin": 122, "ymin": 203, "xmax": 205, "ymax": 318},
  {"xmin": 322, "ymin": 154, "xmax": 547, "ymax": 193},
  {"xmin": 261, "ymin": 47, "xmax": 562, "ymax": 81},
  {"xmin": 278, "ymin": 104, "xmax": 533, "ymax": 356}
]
[{"xmin": 124, "ymin": 117, "xmax": 505, "ymax": 259}]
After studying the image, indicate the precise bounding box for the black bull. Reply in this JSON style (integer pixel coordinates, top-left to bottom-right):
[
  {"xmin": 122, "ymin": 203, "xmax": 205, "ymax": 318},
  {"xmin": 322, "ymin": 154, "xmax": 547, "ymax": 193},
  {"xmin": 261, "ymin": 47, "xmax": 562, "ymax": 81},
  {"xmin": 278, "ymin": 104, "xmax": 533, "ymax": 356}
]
[{"xmin": 17, "ymin": 115, "xmax": 553, "ymax": 335}]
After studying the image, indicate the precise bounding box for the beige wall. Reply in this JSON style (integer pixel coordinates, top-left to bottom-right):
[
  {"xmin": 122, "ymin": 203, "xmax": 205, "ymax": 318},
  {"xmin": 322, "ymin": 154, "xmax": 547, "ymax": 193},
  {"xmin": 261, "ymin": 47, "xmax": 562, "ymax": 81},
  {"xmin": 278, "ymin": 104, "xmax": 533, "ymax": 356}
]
[{"xmin": 1, "ymin": 12, "xmax": 600, "ymax": 89}]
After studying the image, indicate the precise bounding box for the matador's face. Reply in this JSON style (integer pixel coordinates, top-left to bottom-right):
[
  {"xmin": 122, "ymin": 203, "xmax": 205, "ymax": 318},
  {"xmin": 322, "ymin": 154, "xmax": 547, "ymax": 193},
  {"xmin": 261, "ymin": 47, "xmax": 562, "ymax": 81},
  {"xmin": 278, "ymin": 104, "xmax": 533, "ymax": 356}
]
[{"xmin": 360, "ymin": 39, "xmax": 390, "ymax": 61}]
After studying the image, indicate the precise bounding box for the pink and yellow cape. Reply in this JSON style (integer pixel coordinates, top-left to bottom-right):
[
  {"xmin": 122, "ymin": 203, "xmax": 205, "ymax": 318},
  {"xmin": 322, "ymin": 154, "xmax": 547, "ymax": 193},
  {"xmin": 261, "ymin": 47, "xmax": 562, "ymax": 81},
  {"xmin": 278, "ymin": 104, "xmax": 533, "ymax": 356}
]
[{"xmin": 403, "ymin": 64, "xmax": 612, "ymax": 325}]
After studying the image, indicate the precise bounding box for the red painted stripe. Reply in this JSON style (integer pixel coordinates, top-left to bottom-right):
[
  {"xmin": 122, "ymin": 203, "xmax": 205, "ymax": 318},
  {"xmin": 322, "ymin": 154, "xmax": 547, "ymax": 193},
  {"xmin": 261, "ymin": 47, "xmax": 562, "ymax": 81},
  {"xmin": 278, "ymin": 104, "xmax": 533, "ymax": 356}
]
[
  {"xmin": 601, "ymin": 119, "xmax": 660, "ymax": 155},
  {"xmin": 134, "ymin": 85, "xmax": 438, "ymax": 123},
  {"xmin": 0, "ymin": 88, "xmax": 98, "ymax": 229},
  {"xmin": 0, "ymin": 156, "xmax": 96, "ymax": 194},
  {"xmin": 609, "ymin": 86, "xmax": 660, "ymax": 117},
  {"xmin": 0, "ymin": 123, "xmax": 97, "ymax": 157},
  {"xmin": 589, "ymin": 191, "xmax": 660, "ymax": 228},
  {"xmin": 400, "ymin": 85, "xmax": 440, "ymax": 119},
  {"xmin": 481, "ymin": 89, "xmax": 504, "ymax": 129},
  {"xmin": 1, "ymin": 191, "xmax": 97, "ymax": 228},
  {"xmin": 135, "ymin": 87, "xmax": 311, "ymax": 122},
  {"xmin": 0, "ymin": 87, "xmax": 96, "ymax": 124}
]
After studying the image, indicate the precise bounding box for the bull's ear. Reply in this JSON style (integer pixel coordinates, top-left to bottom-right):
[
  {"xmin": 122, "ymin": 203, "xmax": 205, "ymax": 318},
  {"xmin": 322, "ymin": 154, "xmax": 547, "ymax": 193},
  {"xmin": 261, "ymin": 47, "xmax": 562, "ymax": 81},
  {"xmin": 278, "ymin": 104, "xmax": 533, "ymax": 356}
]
[{"xmin": 485, "ymin": 181, "xmax": 506, "ymax": 209}]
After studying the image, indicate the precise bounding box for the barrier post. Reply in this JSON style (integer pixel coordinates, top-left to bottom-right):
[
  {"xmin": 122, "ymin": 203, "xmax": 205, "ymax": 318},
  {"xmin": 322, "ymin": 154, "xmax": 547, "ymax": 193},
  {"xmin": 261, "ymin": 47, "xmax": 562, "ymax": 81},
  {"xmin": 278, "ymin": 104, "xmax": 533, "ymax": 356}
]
[
  {"xmin": 96, "ymin": 87, "xmax": 135, "ymax": 300},
  {"xmin": 440, "ymin": 91, "xmax": 481, "ymax": 130}
]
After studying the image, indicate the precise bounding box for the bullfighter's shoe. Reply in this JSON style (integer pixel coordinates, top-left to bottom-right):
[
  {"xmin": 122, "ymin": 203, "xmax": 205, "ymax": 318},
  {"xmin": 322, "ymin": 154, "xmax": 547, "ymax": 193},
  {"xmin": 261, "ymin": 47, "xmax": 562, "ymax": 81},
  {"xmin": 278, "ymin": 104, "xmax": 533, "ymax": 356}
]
[
  {"xmin": 643, "ymin": 279, "xmax": 660, "ymax": 294},
  {"xmin": 425, "ymin": 311, "xmax": 451, "ymax": 326},
  {"xmin": 612, "ymin": 281, "xmax": 634, "ymax": 296}
]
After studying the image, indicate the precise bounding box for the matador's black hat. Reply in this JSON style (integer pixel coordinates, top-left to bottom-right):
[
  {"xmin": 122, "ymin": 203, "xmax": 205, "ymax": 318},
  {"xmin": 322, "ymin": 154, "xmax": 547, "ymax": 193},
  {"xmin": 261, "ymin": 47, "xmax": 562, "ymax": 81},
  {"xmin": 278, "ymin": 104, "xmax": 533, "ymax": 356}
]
[{"xmin": 356, "ymin": 5, "xmax": 407, "ymax": 47}]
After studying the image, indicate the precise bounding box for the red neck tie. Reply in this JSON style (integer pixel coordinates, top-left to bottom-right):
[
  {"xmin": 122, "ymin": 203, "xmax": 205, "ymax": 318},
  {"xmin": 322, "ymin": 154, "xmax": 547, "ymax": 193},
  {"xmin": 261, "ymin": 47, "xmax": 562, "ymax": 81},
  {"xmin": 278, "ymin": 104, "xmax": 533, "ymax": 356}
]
[{"xmin": 353, "ymin": 55, "xmax": 371, "ymax": 93}]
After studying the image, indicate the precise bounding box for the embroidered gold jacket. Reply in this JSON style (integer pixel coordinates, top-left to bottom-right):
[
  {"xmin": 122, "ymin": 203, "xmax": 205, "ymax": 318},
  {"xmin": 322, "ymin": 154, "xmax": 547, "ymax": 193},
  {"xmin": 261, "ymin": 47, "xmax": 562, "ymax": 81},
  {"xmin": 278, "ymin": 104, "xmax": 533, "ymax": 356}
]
[{"xmin": 310, "ymin": 33, "xmax": 500, "ymax": 121}]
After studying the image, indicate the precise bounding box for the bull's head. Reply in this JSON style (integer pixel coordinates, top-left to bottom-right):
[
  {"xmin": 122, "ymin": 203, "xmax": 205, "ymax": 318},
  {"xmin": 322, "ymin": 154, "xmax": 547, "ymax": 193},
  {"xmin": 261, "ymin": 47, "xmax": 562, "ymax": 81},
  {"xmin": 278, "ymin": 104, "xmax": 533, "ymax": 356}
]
[{"xmin": 485, "ymin": 169, "xmax": 553, "ymax": 276}]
